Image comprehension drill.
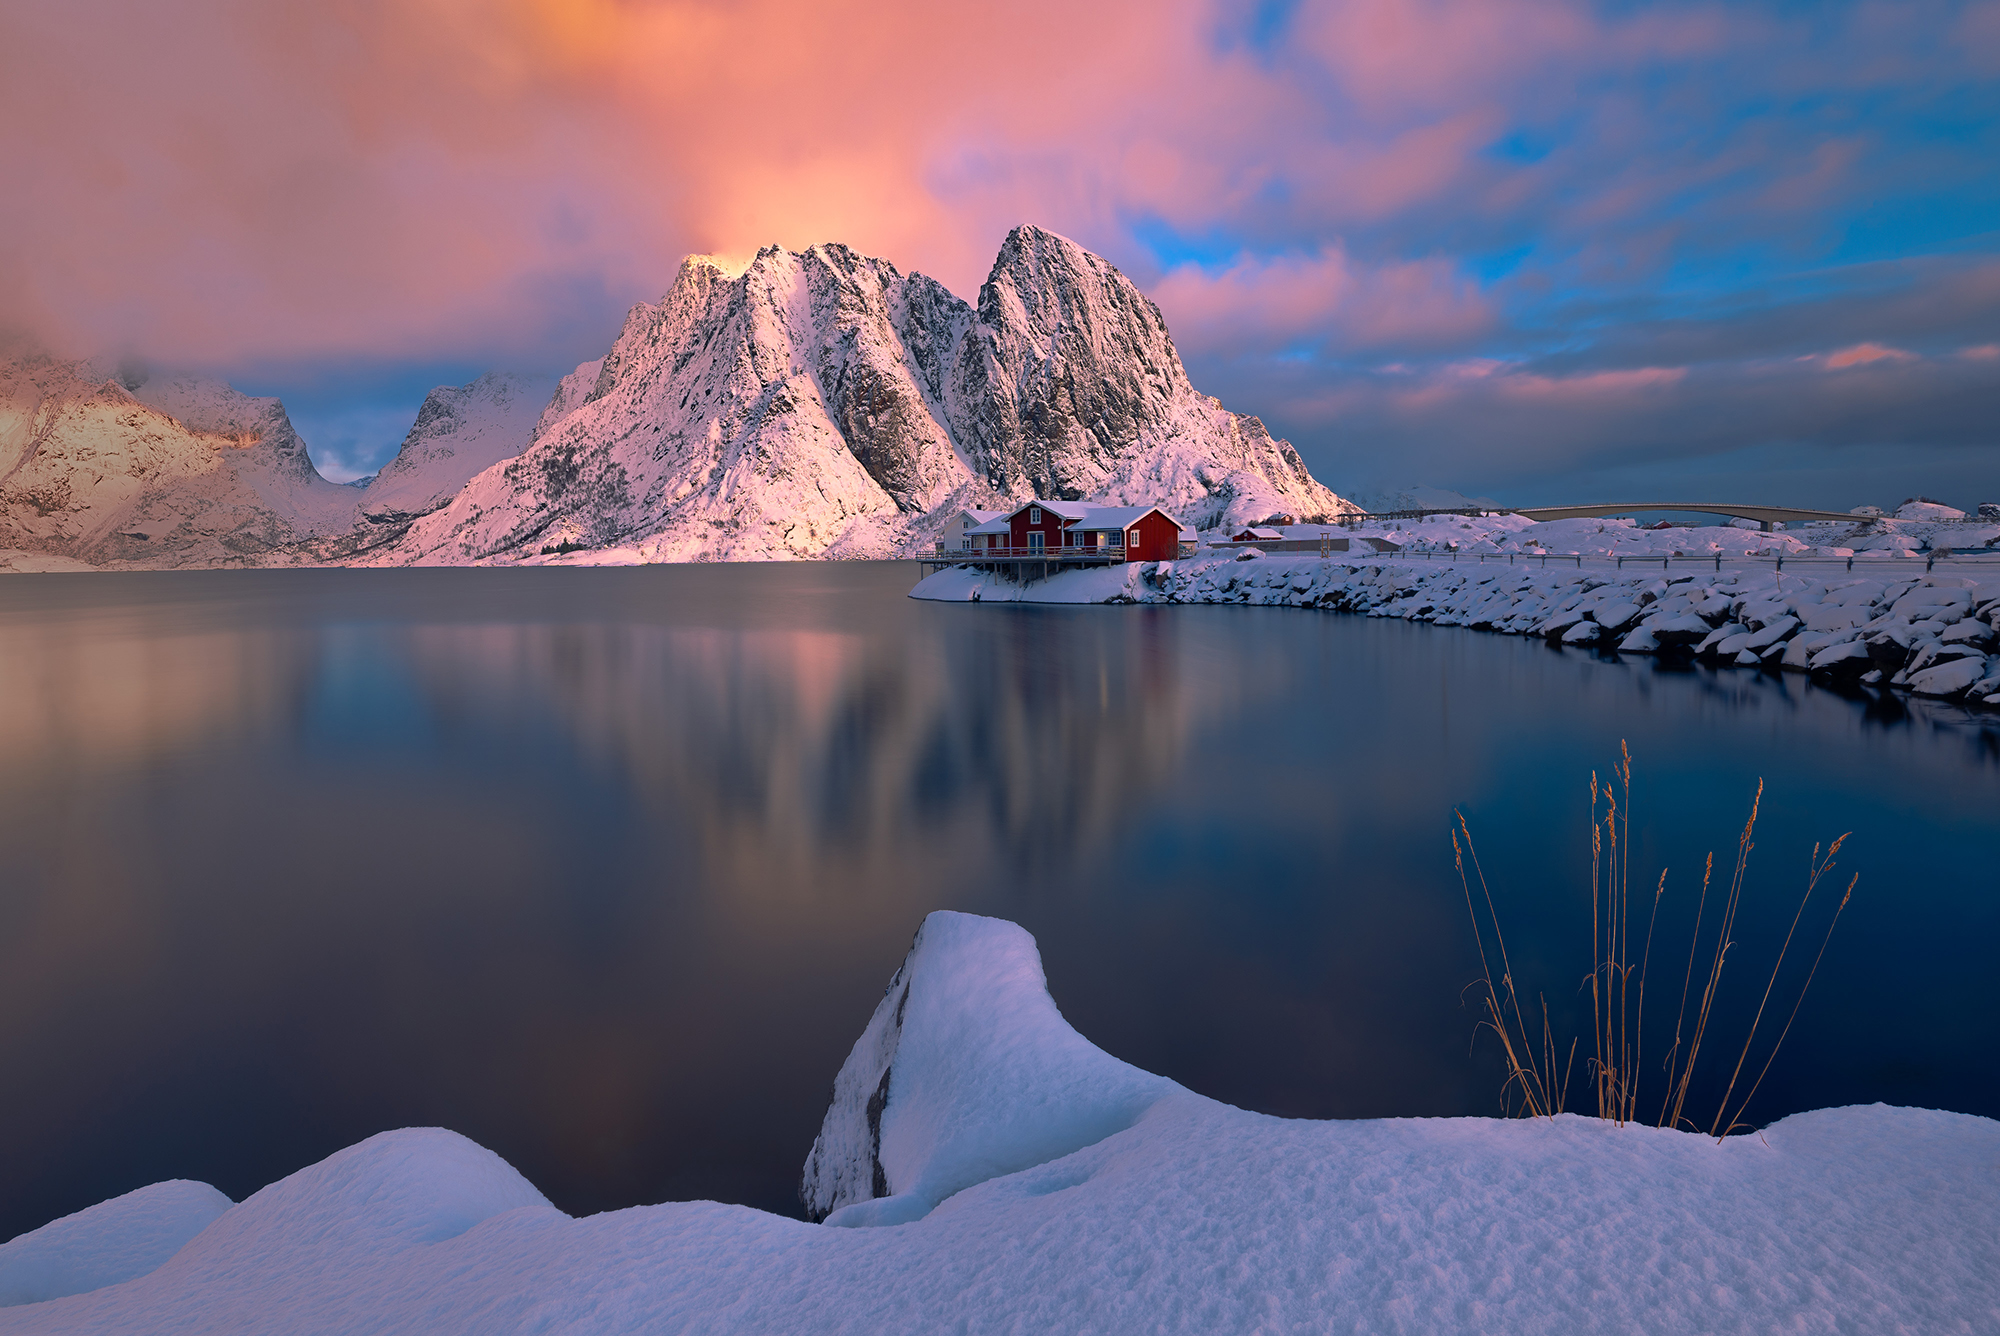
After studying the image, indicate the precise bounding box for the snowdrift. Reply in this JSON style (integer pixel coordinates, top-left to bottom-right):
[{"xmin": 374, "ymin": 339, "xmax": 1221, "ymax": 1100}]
[{"xmin": 4, "ymin": 911, "xmax": 1996, "ymax": 1333}]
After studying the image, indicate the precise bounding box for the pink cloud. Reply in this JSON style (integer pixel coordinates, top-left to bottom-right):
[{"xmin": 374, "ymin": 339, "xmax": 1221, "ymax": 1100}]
[
  {"xmin": 1820, "ymin": 342, "xmax": 1919, "ymax": 369},
  {"xmin": 1150, "ymin": 247, "xmax": 1492, "ymax": 357},
  {"xmin": 0, "ymin": 0, "xmax": 1989, "ymax": 386}
]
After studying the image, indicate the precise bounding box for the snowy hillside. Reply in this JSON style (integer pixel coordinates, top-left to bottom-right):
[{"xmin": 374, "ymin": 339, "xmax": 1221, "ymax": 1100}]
[
  {"xmin": 359, "ymin": 373, "xmax": 555, "ymax": 524},
  {"xmin": 3, "ymin": 911, "xmax": 1993, "ymax": 1332},
  {"xmin": 378, "ymin": 226, "xmax": 1355, "ymax": 565},
  {"xmin": 0, "ymin": 353, "xmax": 357, "ymax": 568}
]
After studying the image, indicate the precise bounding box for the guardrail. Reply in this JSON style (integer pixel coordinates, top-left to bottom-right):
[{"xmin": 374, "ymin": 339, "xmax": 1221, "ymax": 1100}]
[{"xmin": 1378, "ymin": 550, "xmax": 2000, "ymax": 574}]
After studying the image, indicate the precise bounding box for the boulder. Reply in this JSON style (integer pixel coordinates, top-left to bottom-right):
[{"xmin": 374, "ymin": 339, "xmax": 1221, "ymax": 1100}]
[
  {"xmin": 1618, "ymin": 627, "xmax": 1660, "ymax": 654},
  {"xmin": 1653, "ymin": 613, "xmax": 1712, "ymax": 647},
  {"xmin": 1696, "ymin": 622, "xmax": 1748, "ymax": 655},
  {"xmin": 1909, "ymin": 656, "xmax": 1988, "ymax": 699},
  {"xmin": 1745, "ymin": 615, "xmax": 1800, "ymax": 650},
  {"xmin": 1593, "ymin": 598, "xmax": 1643, "ymax": 633},
  {"xmin": 1867, "ymin": 635, "xmax": 1912, "ymax": 669},
  {"xmin": 1810, "ymin": 640, "xmax": 1874, "ymax": 678}
]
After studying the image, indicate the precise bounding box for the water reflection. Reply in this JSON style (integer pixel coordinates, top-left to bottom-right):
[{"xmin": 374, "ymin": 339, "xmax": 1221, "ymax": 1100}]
[{"xmin": 0, "ymin": 564, "xmax": 1994, "ymax": 1246}]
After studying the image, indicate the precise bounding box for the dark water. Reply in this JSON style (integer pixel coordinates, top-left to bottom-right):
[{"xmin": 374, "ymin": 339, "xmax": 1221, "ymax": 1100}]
[{"xmin": 2, "ymin": 561, "xmax": 1996, "ymax": 1241}]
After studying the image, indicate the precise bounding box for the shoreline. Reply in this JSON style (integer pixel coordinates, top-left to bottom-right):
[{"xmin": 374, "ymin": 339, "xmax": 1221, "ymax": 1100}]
[{"xmin": 911, "ymin": 552, "xmax": 2000, "ymax": 709}]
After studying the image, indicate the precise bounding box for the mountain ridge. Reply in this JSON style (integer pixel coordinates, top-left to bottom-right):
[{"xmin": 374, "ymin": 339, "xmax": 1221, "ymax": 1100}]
[{"xmin": 4, "ymin": 227, "xmax": 1357, "ymax": 569}]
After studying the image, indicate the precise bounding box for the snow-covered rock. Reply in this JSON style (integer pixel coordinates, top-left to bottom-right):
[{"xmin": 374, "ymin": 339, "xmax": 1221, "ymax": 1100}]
[
  {"xmin": 376, "ymin": 226, "xmax": 1355, "ymax": 565},
  {"xmin": 0, "ymin": 1181, "xmax": 231, "ymax": 1307},
  {"xmin": 801, "ymin": 912, "xmax": 1175, "ymax": 1227},
  {"xmin": 0, "ymin": 352, "xmax": 358, "ymax": 568},
  {"xmin": 5, "ymin": 911, "xmax": 1996, "ymax": 1333},
  {"xmin": 915, "ymin": 556, "xmax": 2000, "ymax": 706},
  {"xmin": 1895, "ymin": 499, "xmax": 1966, "ymax": 521}
]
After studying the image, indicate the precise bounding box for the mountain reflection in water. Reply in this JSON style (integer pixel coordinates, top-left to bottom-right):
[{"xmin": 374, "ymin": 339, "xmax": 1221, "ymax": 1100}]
[{"xmin": 0, "ymin": 562, "xmax": 1995, "ymax": 1244}]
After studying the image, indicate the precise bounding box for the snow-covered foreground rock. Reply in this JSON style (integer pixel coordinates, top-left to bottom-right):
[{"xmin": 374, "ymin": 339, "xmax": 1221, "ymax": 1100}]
[
  {"xmin": 6, "ymin": 911, "xmax": 1997, "ymax": 1334},
  {"xmin": 914, "ymin": 554, "xmax": 2000, "ymax": 707}
]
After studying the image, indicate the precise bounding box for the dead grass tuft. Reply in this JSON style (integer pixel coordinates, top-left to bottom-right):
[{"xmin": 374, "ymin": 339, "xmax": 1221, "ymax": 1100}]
[{"xmin": 1455, "ymin": 744, "xmax": 1854, "ymax": 1138}]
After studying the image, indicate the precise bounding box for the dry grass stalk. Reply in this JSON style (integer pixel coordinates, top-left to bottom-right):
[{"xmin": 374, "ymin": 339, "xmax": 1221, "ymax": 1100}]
[
  {"xmin": 1454, "ymin": 814, "xmax": 1554, "ymax": 1118},
  {"xmin": 1456, "ymin": 748, "xmax": 1854, "ymax": 1138}
]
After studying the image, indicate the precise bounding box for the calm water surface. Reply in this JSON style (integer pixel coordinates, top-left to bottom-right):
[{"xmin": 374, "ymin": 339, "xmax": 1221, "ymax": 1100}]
[{"xmin": 2, "ymin": 561, "xmax": 1996, "ymax": 1240}]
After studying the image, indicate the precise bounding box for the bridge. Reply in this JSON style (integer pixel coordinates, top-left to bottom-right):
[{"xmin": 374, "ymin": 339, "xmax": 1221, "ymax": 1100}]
[
  {"xmin": 1509, "ymin": 502, "xmax": 1863, "ymax": 527},
  {"xmin": 1348, "ymin": 502, "xmax": 1867, "ymax": 530}
]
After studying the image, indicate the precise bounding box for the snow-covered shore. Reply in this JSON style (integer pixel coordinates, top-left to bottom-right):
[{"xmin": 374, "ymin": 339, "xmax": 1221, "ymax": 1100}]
[
  {"xmin": 3, "ymin": 911, "xmax": 1995, "ymax": 1333},
  {"xmin": 1323, "ymin": 506, "xmax": 2000, "ymax": 561},
  {"xmin": 913, "ymin": 554, "xmax": 2000, "ymax": 708}
]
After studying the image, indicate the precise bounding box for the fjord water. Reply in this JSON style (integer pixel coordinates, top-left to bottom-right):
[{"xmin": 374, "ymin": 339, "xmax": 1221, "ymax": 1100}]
[{"xmin": 2, "ymin": 562, "xmax": 1995, "ymax": 1240}]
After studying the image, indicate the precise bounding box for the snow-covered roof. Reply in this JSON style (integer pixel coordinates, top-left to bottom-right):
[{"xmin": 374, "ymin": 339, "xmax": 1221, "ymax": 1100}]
[
  {"xmin": 1233, "ymin": 526, "xmax": 1284, "ymax": 540},
  {"xmin": 983, "ymin": 501, "xmax": 1190, "ymax": 532},
  {"xmin": 958, "ymin": 508, "xmax": 1006, "ymax": 525},
  {"xmin": 1002, "ymin": 499, "xmax": 1092, "ymax": 523},
  {"xmin": 1067, "ymin": 505, "xmax": 1181, "ymax": 530}
]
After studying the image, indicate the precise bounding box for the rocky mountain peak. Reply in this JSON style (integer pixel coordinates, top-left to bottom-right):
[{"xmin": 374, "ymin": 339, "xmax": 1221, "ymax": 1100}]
[{"xmin": 381, "ymin": 226, "xmax": 1351, "ymax": 565}]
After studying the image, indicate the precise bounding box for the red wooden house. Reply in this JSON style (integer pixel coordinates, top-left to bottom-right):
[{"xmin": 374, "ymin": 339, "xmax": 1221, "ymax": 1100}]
[{"xmin": 962, "ymin": 500, "xmax": 1188, "ymax": 563}]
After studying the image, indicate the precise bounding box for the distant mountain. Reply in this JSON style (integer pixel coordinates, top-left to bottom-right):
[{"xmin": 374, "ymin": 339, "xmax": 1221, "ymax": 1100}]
[
  {"xmin": 1347, "ymin": 484, "xmax": 1502, "ymax": 515},
  {"xmin": 0, "ymin": 353, "xmax": 358, "ymax": 567},
  {"xmin": 358, "ymin": 372, "xmax": 554, "ymax": 524},
  {"xmin": 380, "ymin": 226, "xmax": 1355, "ymax": 564}
]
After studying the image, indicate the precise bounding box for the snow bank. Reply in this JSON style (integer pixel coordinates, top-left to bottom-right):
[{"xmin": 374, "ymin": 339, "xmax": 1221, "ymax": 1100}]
[
  {"xmin": 913, "ymin": 555, "xmax": 2000, "ymax": 708},
  {"xmin": 0, "ymin": 1181, "xmax": 230, "ymax": 1307},
  {"xmin": 5, "ymin": 913, "xmax": 1997, "ymax": 1333}
]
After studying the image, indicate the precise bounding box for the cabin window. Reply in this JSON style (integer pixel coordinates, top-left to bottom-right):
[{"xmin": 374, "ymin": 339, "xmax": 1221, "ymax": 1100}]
[
  {"xmin": 1108, "ymin": 530, "xmax": 1123, "ymax": 547},
  {"xmin": 1128, "ymin": 529, "xmax": 1140, "ymax": 548},
  {"xmin": 1030, "ymin": 506, "xmax": 1042, "ymax": 524}
]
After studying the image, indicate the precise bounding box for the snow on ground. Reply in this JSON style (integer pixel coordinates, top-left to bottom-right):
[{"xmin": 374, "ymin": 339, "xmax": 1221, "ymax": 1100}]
[
  {"xmin": 4, "ymin": 911, "xmax": 1995, "ymax": 1333},
  {"xmin": 0, "ymin": 1182, "xmax": 231, "ymax": 1308},
  {"xmin": 0, "ymin": 550, "xmax": 99, "ymax": 573},
  {"xmin": 1320, "ymin": 511, "xmax": 2000, "ymax": 561},
  {"xmin": 914, "ymin": 553, "xmax": 2000, "ymax": 707}
]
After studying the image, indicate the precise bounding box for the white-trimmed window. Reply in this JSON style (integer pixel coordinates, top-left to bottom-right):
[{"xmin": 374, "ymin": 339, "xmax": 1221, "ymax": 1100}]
[
  {"xmin": 1108, "ymin": 529, "xmax": 1123, "ymax": 547},
  {"xmin": 1030, "ymin": 506, "xmax": 1042, "ymax": 524},
  {"xmin": 1128, "ymin": 528, "xmax": 1140, "ymax": 548}
]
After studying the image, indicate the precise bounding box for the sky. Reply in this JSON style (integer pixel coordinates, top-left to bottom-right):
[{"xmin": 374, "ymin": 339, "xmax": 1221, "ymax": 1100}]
[{"xmin": 2, "ymin": 0, "xmax": 1996, "ymax": 505}]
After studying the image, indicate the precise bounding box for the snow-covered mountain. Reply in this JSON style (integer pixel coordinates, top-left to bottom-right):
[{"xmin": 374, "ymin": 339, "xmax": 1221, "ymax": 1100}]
[
  {"xmin": 358, "ymin": 373, "xmax": 554, "ymax": 524},
  {"xmin": 381, "ymin": 226, "xmax": 1355, "ymax": 564},
  {"xmin": 0, "ymin": 352, "xmax": 358, "ymax": 567}
]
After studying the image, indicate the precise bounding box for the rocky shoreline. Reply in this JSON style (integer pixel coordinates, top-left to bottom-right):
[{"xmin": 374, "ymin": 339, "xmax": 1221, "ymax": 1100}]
[{"xmin": 912, "ymin": 554, "xmax": 2000, "ymax": 708}]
